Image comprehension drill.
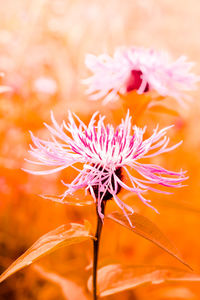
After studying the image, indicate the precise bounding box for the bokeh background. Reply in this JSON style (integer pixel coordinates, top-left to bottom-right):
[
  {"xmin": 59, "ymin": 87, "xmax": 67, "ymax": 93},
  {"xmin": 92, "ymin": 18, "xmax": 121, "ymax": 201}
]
[{"xmin": 0, "ymin": 0, "xmax": 200, "ymax": 299}]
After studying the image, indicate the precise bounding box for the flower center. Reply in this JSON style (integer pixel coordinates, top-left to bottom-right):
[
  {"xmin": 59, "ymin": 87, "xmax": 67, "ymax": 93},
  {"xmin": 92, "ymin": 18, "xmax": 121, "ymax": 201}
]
[
  {"xmin": 126, "ymin": 70, "xmax": 149, "ymax": 93},
  {"xmin": 92, "ymin": 167, "xmax": 122, "ymax": 201}
]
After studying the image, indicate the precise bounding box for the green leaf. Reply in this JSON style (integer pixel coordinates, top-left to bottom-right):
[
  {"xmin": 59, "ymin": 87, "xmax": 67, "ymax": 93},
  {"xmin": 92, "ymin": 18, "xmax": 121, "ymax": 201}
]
[
  {"xmin": 34, "ymin": 264, "xmax": 90, "ymax": 300},
  {"xmin": 123, "ymin": 193, "xmax": 200, "ymax": 215},
  {"xmin": 87, "ymin": 264, "xmax": 200, "ymax": 297},
  {"xmin": 0, "ymin": 222, "xmax": 93, "ymax": 283},
  {"xmin": 152, "ymin": 198, "xmax": 200, "ymax": 215},
  {"xmin": 149, "ymin": 103, "xmax": 179, "ymax": 116},
  {"xmin": 106, "ymin": 212, "xmax": 191, "ymax": 270}
]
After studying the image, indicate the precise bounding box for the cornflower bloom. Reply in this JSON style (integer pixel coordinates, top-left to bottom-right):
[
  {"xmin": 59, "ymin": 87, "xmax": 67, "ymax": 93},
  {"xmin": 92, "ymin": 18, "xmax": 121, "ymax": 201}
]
[
  {"xmin": 24, "ymin": 111, "xmax": 187, "ymax": 226},
  {"xmin": 83, "ymin": 46, "xmax": 199, "ymax": 106}
]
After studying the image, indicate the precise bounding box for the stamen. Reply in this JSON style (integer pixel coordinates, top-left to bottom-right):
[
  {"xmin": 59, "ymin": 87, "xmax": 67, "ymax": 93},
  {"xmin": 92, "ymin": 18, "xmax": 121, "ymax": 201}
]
[{"xmin": 92, "ymin": 166, "xmax": 123, "ymax": 201}]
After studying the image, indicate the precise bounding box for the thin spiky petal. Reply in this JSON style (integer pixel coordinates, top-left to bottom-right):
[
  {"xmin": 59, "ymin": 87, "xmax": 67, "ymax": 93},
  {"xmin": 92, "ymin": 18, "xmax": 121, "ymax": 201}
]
[{"xmin": 24, "ymin": 111, "xmax": 187, "ymax": 225}]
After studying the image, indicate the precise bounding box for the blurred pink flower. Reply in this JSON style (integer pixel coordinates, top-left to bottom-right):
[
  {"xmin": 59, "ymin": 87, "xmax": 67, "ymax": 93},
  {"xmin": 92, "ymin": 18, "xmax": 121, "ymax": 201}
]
[
  {"xmin": 24, "ymin": 111, "xmax": 187, "ymax": 226},
  {"xmin": 33, "ymin": 76, "xmax": 58, "ymax": 95},
  {"xmin": 83, "ymin": 47, "xmax": 199, "ymax": 106},
  {"xmin": 0, "ymin": 72, "xmax": 11, "ymax": 93}
]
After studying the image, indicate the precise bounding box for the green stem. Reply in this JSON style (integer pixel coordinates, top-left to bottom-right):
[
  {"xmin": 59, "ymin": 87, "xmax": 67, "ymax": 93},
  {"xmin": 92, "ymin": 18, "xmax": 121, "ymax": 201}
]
[{"xmin": 93, "ymin": 201, "xmax": 105, "ymax": 300}]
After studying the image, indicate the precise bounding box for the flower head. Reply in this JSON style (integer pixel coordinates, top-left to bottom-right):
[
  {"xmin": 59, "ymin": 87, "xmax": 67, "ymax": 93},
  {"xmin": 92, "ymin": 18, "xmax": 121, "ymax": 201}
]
[
  {"xmin": 83, "ymin": 46, "xmax": 199, "ymax": 106},
  {"xmin": 24, "ymin": 111, "xmax": 187, "ymax": 226}
]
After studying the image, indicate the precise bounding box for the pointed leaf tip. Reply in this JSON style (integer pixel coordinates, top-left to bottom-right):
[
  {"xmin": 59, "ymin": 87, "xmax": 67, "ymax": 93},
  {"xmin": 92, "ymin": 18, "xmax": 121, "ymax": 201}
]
[
  {"xmin": 106, "ymin": 211, "xmax": 192, "ymax": 270},
  {"xmin": 0, "ymin": 222, "xmax": 92, "ymax": 283},
  {"xmin": 87, "ymin": 264, "xmax": 200, "ymax": 297}
]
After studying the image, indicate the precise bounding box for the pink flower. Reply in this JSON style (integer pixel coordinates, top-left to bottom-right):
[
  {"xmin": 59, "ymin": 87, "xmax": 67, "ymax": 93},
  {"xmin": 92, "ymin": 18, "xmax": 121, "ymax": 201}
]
[
  {"xmin": 0, "ymin": 73, "xmax": 11, "ymax": 93},
  {"xmin": 83, "ymin": 47, "xmax": 199, "ymax": 106},
  {"xmin": 24, "ymin": 111, "xmax": 187, "ymax": 226}
]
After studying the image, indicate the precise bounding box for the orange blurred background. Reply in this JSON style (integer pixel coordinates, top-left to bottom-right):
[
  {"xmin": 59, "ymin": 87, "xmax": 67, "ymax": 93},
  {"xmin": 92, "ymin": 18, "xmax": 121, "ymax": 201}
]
[{"xmin": 0, "ymin": 0, "xmax": 200, "ymax": 299}]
